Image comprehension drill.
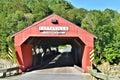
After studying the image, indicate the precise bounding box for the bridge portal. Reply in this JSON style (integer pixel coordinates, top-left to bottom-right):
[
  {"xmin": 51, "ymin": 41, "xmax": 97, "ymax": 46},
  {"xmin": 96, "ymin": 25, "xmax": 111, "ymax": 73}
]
[{"xmin": 12, "ymin": 14, "xmax": 96, "ymax": 72}]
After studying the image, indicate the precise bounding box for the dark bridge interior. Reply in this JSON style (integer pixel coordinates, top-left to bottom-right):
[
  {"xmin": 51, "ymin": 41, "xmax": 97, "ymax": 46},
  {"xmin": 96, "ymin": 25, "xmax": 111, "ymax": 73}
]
[{"xmin": 24, "ymin": 37, "xmax": 85, "ymax": 70}]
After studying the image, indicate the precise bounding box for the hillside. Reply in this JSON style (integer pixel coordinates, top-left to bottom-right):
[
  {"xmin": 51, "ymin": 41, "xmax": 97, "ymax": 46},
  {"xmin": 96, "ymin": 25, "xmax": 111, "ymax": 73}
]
[{"xmin": 0, "ymin": 0, "xmax": 120, "ymax": 65}]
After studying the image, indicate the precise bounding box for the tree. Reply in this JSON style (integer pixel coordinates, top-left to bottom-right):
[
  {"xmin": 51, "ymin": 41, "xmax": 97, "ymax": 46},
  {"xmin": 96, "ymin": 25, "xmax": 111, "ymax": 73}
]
[
  {"xmin": 81, "ymin": 9, "xmax": 119, "ymax": 64},
  {"xmin": 0, "ymin": 0, "xmax": 120, "ymax": 65},
  {"xmin": 65, "ymin": 8, "xmax": 87, "ymax": 26},
  {"xmin": 103, "ymin": 14, "xmax": 120, "ymax": 64}
]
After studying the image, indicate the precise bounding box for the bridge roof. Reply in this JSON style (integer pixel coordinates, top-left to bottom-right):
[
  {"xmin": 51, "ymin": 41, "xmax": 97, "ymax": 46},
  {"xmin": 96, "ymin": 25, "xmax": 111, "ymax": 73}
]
[{"xmin": 12, "ymin": 13, "xmax": 97, "ymax": 46}]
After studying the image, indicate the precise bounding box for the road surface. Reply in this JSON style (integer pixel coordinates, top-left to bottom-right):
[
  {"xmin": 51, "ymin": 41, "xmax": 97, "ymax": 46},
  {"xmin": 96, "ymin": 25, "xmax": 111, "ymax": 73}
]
[{"xmin": 2, "ymin": 67, "xmax": 92, "ymax": 80}]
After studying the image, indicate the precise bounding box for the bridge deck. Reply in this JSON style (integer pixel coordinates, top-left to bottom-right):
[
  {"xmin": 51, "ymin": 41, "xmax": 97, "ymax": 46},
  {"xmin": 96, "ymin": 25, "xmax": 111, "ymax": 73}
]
[{"xmin": 3, "ymin": 67, "xmax": 92, "ymax": 80}]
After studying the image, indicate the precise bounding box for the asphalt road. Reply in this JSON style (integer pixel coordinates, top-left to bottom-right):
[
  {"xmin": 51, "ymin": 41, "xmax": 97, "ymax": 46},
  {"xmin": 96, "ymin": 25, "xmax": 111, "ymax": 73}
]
[{"xmin": 2, "ymin": 67, "xmax": 92, "ymax": 80}]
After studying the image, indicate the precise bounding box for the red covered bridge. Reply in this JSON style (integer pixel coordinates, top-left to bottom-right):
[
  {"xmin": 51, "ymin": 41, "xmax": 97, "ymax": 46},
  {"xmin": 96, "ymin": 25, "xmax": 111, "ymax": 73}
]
[{"xmin": 12, "ymin": 13, "xmax": 96, "ymax": 72}]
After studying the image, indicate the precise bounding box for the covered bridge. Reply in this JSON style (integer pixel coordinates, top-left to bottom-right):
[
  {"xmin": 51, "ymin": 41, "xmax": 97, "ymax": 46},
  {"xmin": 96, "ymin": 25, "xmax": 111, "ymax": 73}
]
[{"xmin": 12, "ymin": 13, "xmax": 96, "ymax": 72}]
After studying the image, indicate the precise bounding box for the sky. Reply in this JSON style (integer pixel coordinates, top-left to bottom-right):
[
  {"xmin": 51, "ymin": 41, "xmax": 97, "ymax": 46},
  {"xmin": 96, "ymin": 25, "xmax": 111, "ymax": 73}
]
[{"xmin": 67, "ymin": 0, "xmax": 120, "ymax": 12}]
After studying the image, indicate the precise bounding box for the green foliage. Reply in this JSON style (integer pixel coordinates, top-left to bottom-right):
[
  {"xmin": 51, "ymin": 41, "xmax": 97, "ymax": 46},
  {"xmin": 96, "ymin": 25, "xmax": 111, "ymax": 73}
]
[
  {"xmin": 65, "ymin": 8, "xmax": 87, "ymax": 26},
  {"xmin": 0, "ymin": 0, "xmax": 120, "ymax": 64},
  {"xmin": 94, "ymin": 25, "xmax": 115, "ymax": 64},
  {"xmin": 58, "ymin": 44, "xmax": 70, "ymax": 49},
  {"xmin": 81, "ymin": 9, "xmax": 119, "ymax": 64}
]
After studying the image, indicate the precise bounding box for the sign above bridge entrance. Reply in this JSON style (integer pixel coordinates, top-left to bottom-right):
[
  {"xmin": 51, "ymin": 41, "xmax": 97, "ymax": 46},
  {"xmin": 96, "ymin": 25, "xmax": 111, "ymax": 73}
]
[
  {"xmin": 39, "ymin": 26, "xmax": 69, "ymax": 31},
  {"xmin": 39, "ymin": 26, "xmax": 69, "ymax": 34}
]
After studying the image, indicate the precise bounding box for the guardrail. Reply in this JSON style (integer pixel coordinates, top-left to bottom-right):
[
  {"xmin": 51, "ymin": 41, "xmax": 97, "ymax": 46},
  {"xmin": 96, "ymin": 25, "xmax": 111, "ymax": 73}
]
[
  {"xmin": 0, "ymin": 66, "xmax": 21, "ymax": 77},
  {"xmin": 87, "ymin": 66, "xmax": 120, "ymax": 80}
]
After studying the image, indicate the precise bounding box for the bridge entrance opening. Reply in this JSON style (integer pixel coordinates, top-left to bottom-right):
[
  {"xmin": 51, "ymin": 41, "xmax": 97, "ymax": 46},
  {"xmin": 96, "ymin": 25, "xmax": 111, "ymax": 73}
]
[{"xmin": 24, "ymin": 37, "xmax": 85, "ymax": 70}]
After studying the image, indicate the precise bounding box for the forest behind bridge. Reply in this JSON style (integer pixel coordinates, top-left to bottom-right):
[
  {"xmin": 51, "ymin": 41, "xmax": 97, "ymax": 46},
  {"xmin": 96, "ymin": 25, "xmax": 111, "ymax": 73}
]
[{"xmin": 0, "ymin": 0, "xmax": 120, "ymax": 65}]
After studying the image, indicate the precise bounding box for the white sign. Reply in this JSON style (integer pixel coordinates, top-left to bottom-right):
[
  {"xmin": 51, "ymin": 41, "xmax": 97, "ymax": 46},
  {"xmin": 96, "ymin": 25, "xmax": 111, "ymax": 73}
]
[
  {"xmin": 39, "ymin": 26, "xmax": 69, "ymax": 31},
  {"xmin": 39, "ymin": 26, "xmax": 69, "ymax": 34},
  {"xmin": 41, "ymin": 31, "xmax": 66, "ymax": 34}
]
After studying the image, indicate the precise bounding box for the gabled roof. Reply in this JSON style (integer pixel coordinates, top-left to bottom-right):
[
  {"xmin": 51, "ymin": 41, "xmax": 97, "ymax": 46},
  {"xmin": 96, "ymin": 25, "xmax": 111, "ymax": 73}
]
[
  {"xmin": 12, "ymin": 13, "xmax": 97, "ymax": 39},
  {"xmin": 12, "ymin": 13, "xmax": 97, "ymax": 46}
]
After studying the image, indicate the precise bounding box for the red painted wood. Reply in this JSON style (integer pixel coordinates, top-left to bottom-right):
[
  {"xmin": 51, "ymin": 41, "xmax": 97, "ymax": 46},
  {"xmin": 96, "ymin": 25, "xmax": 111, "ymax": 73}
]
[
  {"xmin": 15, "ymin": 46, "xmax": 23, "ymax": 72},
  {"xmin": 21, "ymin": 44, "xmax": 33, "ymax": 71},
  {"xmin": 82, "ymin": 46, "xmax": 93, "ymax": 72},
  {"xmin": 12, "ymin": 14, "xmax": 96, "ymax": 72},
  {"xmin": 15, "ymin": 44, "xmax": 32, "ymax": 71}
]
